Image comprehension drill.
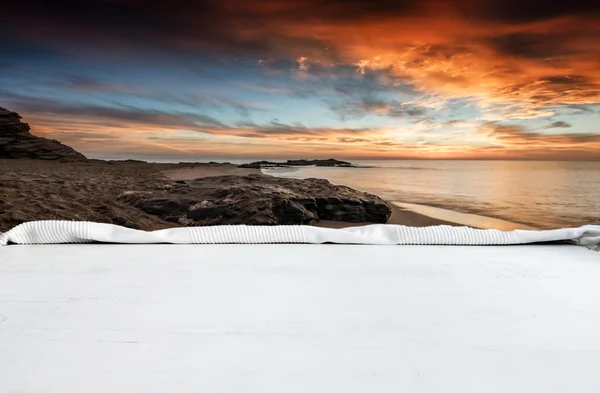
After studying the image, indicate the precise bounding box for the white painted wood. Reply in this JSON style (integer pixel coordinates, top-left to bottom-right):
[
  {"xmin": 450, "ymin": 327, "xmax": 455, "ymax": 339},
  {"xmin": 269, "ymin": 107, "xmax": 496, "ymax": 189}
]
[{"xmin": 1, "ymin": 244, "xmax": 599, "ymax": 392}]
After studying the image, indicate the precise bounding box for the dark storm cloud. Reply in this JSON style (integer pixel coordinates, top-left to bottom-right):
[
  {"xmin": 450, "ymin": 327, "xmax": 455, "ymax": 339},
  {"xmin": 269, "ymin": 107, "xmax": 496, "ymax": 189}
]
[
  {"xmin": 542, "ymin": 76, "xmax": 592, "ymax": 85},
  {"xmin": 5, "ymin": 0, "xmax": 598, "ymax": 57},
  {"xmin": 0, "ymin": 1, "xmax": 344, "ymax": 61},
  {"xmin": 1, "ymin": 1, "xmax": 260, "ymax": 58},
  {"xmin": 3, "ymin": 0, "xmax": 192, "ymax": 31},
  {"xmin": 485, "ymin": 32, "xmax": 572, "ymax": 60},
  {"xmin": 468, "ymin": 0, "xmax": 600, "ymax": 23},
  {"xmin": 3, "ymin": 0, "xmax": 419, "ymax": 27},
  {"xmin": 6, "ymin": 0, "xmax": 599, "ymax": 28},
  {"xmin": 272, "ymin": 0, "xmax": 419, "ymax": 20}
]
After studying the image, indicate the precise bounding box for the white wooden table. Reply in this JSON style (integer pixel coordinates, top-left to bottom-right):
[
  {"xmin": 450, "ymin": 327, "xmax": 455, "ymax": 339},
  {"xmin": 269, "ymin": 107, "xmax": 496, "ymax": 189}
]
[{"xmin": 1, "ymin": 244, "xmax": 599, "ymax": 392}]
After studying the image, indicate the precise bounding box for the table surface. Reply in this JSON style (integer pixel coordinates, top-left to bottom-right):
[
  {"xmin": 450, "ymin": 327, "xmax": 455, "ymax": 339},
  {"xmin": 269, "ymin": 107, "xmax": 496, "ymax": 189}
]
[{"xmin": 1, "ymin": 244, "xmax": 599, "ymax": 392}]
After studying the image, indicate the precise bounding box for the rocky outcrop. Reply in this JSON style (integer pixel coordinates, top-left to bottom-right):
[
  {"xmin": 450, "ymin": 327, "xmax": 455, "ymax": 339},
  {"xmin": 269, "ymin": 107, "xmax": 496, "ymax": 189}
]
[
  {"xmin": 239, "ymin": 158, "xmax": 354, "ymax": 169},
  {"xmin": 118, "ymin": 174, "xmax": 391, "ymax": 225},
  {"xmin": 0, "ymin": 107, "xmax": 87, "ymax": 161}
]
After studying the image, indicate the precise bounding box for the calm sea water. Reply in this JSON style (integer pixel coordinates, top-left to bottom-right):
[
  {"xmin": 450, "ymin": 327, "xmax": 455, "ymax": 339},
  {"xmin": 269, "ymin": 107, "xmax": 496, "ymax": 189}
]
[{"xmin": 262, "ymin": 160, "xmax": 600, "ymax": 229}]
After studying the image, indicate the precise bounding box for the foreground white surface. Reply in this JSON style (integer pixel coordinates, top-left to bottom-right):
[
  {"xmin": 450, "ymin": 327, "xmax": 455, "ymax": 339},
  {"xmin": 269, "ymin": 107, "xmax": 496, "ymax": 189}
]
[
  {"xmin": 1, "ymin": 244, "xmax": 599, "ymax": 392},
  {"xmin": 2, "ymin": 220, "xmax": 600, "ymax": 248}
]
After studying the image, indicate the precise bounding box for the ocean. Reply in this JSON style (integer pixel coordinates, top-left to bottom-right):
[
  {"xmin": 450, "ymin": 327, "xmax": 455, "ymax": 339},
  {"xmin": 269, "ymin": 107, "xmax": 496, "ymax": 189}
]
[{"xmin": 261, "ymin": 160, "xmax": 600, "ymax": 230}]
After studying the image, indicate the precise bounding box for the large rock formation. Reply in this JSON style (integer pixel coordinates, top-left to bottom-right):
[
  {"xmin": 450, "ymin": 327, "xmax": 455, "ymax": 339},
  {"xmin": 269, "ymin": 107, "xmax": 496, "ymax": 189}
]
[
  {"xmin": 118, "ymin": 174, "xmax": 391, "ymax": 225},
  {"xmin": 0, "ymin": 107, "xmax": 87, "ymax": 161}
]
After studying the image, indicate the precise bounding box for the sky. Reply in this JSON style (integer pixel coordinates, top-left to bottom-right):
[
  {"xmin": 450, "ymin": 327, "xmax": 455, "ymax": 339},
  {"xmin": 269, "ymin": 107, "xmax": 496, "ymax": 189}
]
[{"xmin": 2, "ymin": 0, "xmax": 600, "ymax": 160}]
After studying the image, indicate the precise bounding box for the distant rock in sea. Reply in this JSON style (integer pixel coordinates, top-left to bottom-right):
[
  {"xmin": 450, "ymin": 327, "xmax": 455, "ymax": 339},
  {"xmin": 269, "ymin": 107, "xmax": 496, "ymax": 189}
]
[
  {"xmin": 0, "ymin": 107, "xmax": 87, "ymax": 161},
  {"xmin": 239, "ymin": 158, "xmax": 354, "ymax": 169},
  {"xmin": 286, "ymin": 158, "xmax": 353, "ymax": 167},
  {"xmin": 118, "ymin": 174, "xmax": 391, "ymax": 225}
]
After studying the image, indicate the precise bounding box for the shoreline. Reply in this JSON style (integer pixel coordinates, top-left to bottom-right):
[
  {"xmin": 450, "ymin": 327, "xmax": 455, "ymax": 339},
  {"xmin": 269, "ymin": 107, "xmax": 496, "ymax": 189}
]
[
  {"xmin": 257, "ymin": 165, "xmax": 538, "ymax": 230},
  {"xmin": 1, "ymin": 158, "xmax": 526, "ymax": 231},
  {"xmin": 392, "ymin": 202, "xmax": 534, "ymax": 231}
]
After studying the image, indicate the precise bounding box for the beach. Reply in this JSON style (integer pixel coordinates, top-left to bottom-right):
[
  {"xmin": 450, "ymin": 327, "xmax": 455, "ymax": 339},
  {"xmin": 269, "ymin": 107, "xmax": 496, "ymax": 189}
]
[
  {"xmin": 3, "ymin": 105, "xmax": 597, "ymax": 232},
  {"xmin": 0, "ymin": 159, "xmax": 256, "ymax": 232},
  {"xmin": 0, "ymin": 159, "xmax": 454, "ymax": 233}
]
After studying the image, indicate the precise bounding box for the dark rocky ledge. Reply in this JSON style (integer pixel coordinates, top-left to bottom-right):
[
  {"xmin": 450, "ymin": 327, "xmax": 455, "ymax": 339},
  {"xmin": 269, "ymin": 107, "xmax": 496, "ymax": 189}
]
[
  {"xmin": 0, "ymin": 107, "xmax": 87, "ymax": 161},
  {"xmin": 118, "ymin": 174, "xmax": 391, "ymax": 225}
]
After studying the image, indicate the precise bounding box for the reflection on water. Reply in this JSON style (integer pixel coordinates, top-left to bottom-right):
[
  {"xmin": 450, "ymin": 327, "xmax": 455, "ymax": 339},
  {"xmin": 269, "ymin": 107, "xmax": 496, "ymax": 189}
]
[{"xmin": 263, "ymin": 160, "xmax": 600, "ymax": 229}]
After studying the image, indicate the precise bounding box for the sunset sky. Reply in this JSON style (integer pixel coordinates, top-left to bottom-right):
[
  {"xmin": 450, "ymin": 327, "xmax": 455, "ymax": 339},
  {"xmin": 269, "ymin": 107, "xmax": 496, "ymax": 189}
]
[{"xmin": 2, "ymin": 0, "xmax": 600, "ymax": 160}]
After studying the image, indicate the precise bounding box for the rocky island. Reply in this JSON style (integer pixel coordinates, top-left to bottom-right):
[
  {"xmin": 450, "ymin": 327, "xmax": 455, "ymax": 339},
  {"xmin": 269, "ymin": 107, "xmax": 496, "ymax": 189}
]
[{"xmin": 238, "ymin": 158, "xmax": 354, "ymax": 169}]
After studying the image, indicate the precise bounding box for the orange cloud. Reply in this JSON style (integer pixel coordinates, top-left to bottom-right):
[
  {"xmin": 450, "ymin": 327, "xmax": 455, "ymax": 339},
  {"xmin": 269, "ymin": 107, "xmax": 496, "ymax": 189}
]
[{"xmin": 269, "ymin": 14, "xmax": 600, "ymax": 119}]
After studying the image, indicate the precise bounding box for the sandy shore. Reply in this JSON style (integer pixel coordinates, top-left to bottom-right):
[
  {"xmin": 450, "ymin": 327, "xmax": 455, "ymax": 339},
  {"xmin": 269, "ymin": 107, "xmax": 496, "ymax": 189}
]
[
  {"xmin": 0, "ymin": 159, "xmax": 456, "ymax": 232},
  {"xmin": 313, "ymin": 206, "xmax": 459, "ymax": 228},
  {"xmin": 0, "ymin": 159, "xmax": 250, "ymax": 232}
]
